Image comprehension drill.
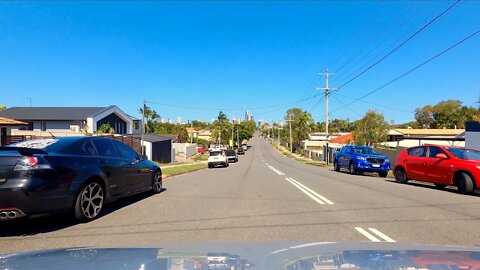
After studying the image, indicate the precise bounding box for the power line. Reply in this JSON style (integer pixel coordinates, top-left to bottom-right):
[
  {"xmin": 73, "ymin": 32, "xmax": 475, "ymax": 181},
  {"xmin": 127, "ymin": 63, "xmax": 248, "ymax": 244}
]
[
  {"xmin": 334, "ymin": 92, "xmax": 412, "ymax": 113},
  {"xmin": 337, "ymin": 0, "xmax": 461, "ymax": 89},
  {"xmin": 331, "ymin": 29, "xmax": 480, "ymax": 114},
  {"xmin": 330, "ymin": 94, "xmax": 362, "ymax": 117},
  {"xmin": 332, "ymin": 0, "xmax": 429, "ymax": 85},
  {"xmin": 145, "ymin": 93, "xmax": 321, "ymax": 112},
  {"xmin": 333, "ymin": 1, "xmax": 417, "ymax": 75}
]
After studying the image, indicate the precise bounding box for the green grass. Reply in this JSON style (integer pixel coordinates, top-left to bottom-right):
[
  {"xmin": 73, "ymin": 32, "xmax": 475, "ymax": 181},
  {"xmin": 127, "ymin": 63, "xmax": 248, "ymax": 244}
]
[
  {"xmin": 193, "ymin": 153, "xmax": 209, "ymax": 161},
  {"xmin": 162, "ymin": 163, "xmax": 208, "ymax": 178}
]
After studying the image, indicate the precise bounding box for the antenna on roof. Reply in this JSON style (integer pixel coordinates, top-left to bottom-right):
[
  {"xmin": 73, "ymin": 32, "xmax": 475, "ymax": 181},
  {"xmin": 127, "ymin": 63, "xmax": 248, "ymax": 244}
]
[{"xmin": 46, "ymin": 130, "xmax": 56, "ymax": 139}]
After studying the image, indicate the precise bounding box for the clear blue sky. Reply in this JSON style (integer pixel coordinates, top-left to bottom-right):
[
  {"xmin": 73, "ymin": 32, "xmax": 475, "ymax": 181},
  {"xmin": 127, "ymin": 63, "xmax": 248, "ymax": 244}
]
[{"xmin": 1, "ymin": 1, "xmax": 479, "ymax": 124}]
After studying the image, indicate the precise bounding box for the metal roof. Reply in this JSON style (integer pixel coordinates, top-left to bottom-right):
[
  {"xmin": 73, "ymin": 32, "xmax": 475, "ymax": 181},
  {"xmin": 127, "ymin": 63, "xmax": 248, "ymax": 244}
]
[
  {"xmin": 0, "ymin": 107, "xmax": 111, "ymax": 121},
  {"xmin": 127, "ymin": 133, "xmax": 173, "ymax": 143}
]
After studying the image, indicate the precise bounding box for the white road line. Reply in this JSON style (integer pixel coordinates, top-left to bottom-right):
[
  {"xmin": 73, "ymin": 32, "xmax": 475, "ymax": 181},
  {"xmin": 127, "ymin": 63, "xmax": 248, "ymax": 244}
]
[
  {"xmin": 355, "ymin": 227, "xmax": 381, "ymax": 242},
  {"xmin": 288, "ymin": 178, "xmax": 334, "ymax": 205},
  {"xmin": 268, "ymin": 165, "xmax": 285, "ymax": 175},
  {"xmin": 285, "ymin": 177, "xmax": 325, "ymax": 204},
  {"xmin": 368, "ymin": 228, "xmax": 396, "ymax": 242},
  {"xmin": 354, "ymin": 227, "xmax": 396, "ymax": 242}
]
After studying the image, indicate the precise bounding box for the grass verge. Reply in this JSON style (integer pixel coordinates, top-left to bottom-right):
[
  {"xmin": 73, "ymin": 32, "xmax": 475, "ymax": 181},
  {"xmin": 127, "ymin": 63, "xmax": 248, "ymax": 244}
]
[{"xmin": 161, "ymin": 163, "xmax": 208, "ymax": 178}]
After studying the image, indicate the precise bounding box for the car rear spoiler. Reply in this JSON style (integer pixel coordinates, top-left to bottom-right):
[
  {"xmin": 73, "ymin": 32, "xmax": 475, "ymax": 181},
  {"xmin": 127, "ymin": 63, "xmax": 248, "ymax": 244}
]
[{"xmin": 0, "ymin": 147, "xmax": 48, "ymax": 156}]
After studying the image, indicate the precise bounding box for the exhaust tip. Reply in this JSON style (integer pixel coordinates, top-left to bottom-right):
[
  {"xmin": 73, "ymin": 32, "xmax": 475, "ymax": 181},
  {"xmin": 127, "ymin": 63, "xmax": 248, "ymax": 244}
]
[
  {"xmin": 7, "ymin": 211, "xmax": 17, "ymax": 219},
  {"xmin": 0, "ymin": 212, "xmax": 7, "ymax": 219}
]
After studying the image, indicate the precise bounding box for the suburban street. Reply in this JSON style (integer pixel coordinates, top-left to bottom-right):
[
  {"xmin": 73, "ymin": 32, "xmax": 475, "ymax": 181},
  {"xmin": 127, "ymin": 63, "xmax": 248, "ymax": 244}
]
[{"xmin": 1, "ymin": 135, "xmax": 480, "ymax": 253}]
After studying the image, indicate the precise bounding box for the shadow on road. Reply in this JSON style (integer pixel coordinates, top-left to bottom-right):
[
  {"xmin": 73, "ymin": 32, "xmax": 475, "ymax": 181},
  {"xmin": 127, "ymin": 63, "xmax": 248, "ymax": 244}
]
[
  {"xmin": 384, "ymin": 179, "xmax": 480, "ymax": 197},
  {"xmin": 0, "ymin": 188, "xmax": 166, "ymax": 237}
]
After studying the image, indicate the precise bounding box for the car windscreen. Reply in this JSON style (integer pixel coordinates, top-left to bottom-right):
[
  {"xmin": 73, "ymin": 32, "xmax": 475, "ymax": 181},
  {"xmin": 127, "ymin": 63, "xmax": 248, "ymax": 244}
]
[
  {"xmin": 446, "ymin": 148, "xmax": 480, "ymax": 161},
  {"xmin": 210, "ymin": 151, "xmax": 222, "ymax": 156},
  {"xmin": 225, "ymin": 150, "xmax": 235, "ymax": 155},
  {"xmin": 352, "ymin": 146, "xmax": 380, "ymax": 155}
]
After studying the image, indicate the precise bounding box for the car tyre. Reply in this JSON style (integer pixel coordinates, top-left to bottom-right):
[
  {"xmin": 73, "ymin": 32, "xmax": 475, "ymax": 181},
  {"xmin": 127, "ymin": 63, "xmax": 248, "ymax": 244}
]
[
  {"xmin": 152, "ymin": 170, "xmax": 162, "ymax": 194},
  {"xmin": 379, "ymin": 171, "xmax": 388, "ymax": 178},
  {"xmin": 208, "ymin": 163, "xmax": 213, "ymax": 169},
  {"xmin": 394, "ymin": 168, "xmax": 408, "ymax": 184},
  {"xmin": 225, "ymin": 162, "xmax": 229, "ymax": 167},
  {"xmin": 74, "ymin": 181, "xmax": 105, "ymax": 222},
  {"xmin": 349, "ymin": 163, "xmax": 357, "ymax": 175},
  {"xmin": 457, "ymin": 173, "xmax": 474, "ymax": 194},
  {"xmin": 334, "ymin": 161, "xmax": 340, "ymax": 172},
  {"xmin": 434, "ymin": 184, "xmax": 447, "ymax": 189}
]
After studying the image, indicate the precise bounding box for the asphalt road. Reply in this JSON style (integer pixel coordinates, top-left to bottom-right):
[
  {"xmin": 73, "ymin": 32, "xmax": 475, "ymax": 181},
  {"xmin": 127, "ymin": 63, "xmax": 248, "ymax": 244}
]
[{"xmin": 1, "ymin": 135, "xmax": 480, "ymax": 253}]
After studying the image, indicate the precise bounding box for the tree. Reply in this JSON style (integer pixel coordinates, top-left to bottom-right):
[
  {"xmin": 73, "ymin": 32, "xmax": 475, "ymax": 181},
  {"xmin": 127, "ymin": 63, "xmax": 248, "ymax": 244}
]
[
  {"xmin": 430, "ymin": 100, "xmax": 463, "ymax": 128},
  {"xmin": 96, "ymin": 123, "xmax": 115, "ymax": 134},
  {"xmin": 139, "ymin": 105, "xmax": 160, "ymax": 133},
  {"xmin": 353, "ymin": 110, "xmax": 389, "ymax": 146},
  {"xmin": 0, "ymin": 105, "xmax": 6, "ymax": 111},
  {"xmin": 288, "ymin": 109, "xmax": 314, "ymax": 148},
  {"xmin": 211, "ymin": 111, "xmax": 230, "ymax": 145},
  {"xmin": 415, "ymin": 105, "xmax": 434, "ymax": 128}
]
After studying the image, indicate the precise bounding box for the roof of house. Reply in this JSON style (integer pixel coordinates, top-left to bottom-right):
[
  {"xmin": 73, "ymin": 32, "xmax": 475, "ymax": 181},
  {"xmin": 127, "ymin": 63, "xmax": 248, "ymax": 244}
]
[
  {"xmin": 186, "ymin": 127, "xmax": 199, "ymax": 133},
  {"xmin": 391, "ymin": 128, "xmax": 465, "ymax": 136},
  {"xmin": 0, "ymin": 107, "xmax": 114, "ymax": 121},
  {"xmin": 127, "ymin": 133, "xmax": 173, "ymax": 143},
  {"xmin": 329, "ymin": 133, "xmax": 354, "ymax": 144},
  {"xmin": 0, "ymin": 117, "xmax": 28, "ymax": 126}
]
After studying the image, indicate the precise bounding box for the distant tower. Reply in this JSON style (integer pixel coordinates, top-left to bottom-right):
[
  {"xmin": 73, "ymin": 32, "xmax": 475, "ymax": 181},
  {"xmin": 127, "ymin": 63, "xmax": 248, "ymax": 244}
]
[
  {"xmin": 245, "ymin": 110, "xmax": 252, "ymax": 121},
  {"xmin": 177, "ymin": 116, "xmax": 183, "ymax": 125}
]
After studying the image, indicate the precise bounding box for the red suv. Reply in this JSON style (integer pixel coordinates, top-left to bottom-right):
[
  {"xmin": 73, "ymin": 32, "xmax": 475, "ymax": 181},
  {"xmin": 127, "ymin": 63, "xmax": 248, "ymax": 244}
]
[{"xmin": 394, "ymin": 145, "xmax": 480, "ymax": 194}]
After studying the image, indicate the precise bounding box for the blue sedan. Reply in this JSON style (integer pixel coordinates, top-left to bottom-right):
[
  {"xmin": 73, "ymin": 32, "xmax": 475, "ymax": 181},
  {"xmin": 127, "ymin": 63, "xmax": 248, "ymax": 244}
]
[{"xmin": 333, "ymin": 145, "xmax": 391, "ymax": 177}]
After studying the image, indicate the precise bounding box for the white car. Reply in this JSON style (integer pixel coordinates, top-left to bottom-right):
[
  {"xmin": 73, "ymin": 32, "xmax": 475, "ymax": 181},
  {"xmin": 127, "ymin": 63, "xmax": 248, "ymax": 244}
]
[{"xmin": 208, "ymin": 150, "xmax": 229, "ymax": 168}]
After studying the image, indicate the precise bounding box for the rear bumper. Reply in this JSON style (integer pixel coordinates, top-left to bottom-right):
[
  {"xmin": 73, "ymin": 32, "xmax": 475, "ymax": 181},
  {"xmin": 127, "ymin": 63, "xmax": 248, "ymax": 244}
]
[
  {"xmin": 209, "ymin": 161, "xmax": 227, "ymax": 166},
  {"xmin": 0, "ymin": 177, "xmax": 73, "ymax": 220}
]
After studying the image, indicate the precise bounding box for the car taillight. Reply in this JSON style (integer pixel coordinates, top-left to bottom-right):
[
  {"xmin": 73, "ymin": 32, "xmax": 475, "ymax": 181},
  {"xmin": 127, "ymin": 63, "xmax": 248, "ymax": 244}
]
[{"xmin": 14, "ymin": 156, "xmax": 52, "ymax": 171}]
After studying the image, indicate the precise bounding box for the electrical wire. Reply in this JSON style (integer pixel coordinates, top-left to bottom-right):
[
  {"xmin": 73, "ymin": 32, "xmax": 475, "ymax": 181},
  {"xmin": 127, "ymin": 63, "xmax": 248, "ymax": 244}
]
[
  {"xmin": 330, "ymin": 29, "xmax": 480, "ymax": 114},
  {"xmin": 337, "ymin": 0, "xmax": 461, "ymax": 89},
  {"xmin": 334, "ymin": 92, "xmax": 412, "ymax": 113}
]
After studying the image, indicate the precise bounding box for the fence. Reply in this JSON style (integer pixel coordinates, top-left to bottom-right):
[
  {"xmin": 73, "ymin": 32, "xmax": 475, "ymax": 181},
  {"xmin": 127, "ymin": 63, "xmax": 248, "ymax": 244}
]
[{"xmin": 1, "ymin": 135, "xmax": 37, "ymax": 146}]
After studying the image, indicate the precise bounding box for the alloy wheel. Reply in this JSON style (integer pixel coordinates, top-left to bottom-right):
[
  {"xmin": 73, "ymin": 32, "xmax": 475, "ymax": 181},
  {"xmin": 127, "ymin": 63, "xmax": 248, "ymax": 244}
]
[
  {"xmin": 80, "ymin": 183, "xmax": 104, "ymax": 219},
  {"xmin": 154, "ymin": 172, "xmax": 162, "ymax": 191}
]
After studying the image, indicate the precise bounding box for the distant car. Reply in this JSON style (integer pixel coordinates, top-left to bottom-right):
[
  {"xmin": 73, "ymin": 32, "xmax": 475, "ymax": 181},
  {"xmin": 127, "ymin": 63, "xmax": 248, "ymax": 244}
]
[
  {"xmin": 208, "ymin": 150, "xmax": 229, "ymax": 168},
  {"xmin": 237, "ymin": 147, "xmax": 245, "ymax": 155},
  {"xmin": 394, "ymin": 145, "xmax": 480, "ymax": 194},
  {"xmin": 242, "ymin": 144, "xmax": 248, "ymax": 151},
  {"xmin": 334, "ymin": 145, "xmax": 391, "ymax": 177},
  {"xmin": 225, "ymin": 149, "xmax": 238, "ymax": 163},
  {"xmin": 0, "ymin": 137, "xmax": 162, "ymax": 222}
]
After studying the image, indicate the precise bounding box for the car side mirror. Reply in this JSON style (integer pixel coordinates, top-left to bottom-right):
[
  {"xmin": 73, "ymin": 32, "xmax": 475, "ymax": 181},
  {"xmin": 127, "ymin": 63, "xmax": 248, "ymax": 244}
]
[
  {"xmin": 435, "ymin": 153, "xmax": 448, "ymax": 159},
  {"xmin": 142, "ymin": 154, "xmax": 149, "ymax": 160}
]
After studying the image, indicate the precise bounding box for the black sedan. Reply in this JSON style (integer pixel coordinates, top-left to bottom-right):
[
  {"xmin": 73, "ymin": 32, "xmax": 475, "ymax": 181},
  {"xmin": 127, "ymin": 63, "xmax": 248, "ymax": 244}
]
[{"xmin": 0, "ymin": 136, "xmax": 162, "ymax": 222}]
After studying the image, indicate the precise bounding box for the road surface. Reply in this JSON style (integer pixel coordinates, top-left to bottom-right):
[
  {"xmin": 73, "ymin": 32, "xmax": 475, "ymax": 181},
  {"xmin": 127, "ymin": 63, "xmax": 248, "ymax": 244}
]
[{"xmin": 1, "ymin": 135, "xmax": 480, "ymax": 253}]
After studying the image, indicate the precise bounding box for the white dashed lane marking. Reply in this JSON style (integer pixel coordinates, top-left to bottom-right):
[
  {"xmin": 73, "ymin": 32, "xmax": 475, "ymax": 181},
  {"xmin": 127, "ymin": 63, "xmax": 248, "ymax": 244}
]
[
  {"xmin": 284, "ymin": 177, "xmax": 334, "ymax": 205},
  {"xmin": 355, "ymin": 227, "xmax": 396, "ymax": 242}
]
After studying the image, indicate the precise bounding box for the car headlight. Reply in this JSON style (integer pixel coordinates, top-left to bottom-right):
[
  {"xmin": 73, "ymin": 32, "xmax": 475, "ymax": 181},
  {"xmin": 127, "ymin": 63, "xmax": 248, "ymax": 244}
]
[
  {"xmin": 385, "ymin": 159, "xmax": 390, "ymax": 163},
  {"xmin": 357, "ymin": 156, "xmax": 367, "ymax": 161}
]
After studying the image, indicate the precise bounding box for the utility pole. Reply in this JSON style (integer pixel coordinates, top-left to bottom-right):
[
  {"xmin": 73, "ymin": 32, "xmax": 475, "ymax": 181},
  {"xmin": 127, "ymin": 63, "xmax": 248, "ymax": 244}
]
[
  {"xmin": 190, "ymin": 121, "xmax": 193, "ymax": 144},
  {"xmin": 231, "ymin": 122, "xmax": 234, "ymax": 149},
  {"xmin": 141, "ymin": 98, "xmax": 146, "ymax": 156},
  {"xmin": 317, "ymin": 70, "xmax": 337, "ymax": 165},
  {"xmin": 288, "ymin": 113, "xmax": 293, "ymax": 153},
  {"xmin": 277, "ymin": 122, "xmax": 280, "ymax": 145}
]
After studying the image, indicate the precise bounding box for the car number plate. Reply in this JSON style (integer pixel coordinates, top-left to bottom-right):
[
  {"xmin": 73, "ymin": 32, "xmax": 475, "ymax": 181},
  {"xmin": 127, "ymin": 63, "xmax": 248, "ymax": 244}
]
[{"xmin": 372, "ymin": 164, "xmax": 380, "ymax": 168}]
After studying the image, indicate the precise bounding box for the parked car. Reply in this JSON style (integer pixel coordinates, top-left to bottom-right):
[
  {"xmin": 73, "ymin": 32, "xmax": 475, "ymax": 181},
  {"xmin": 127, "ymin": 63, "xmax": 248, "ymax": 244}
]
[
  {"xmin": 394, "ymin": 145, "xmax": 480, "ymax": 194},
  {"xmin": 242, "ymin": 144, "xmax": 248, "ymax": 151},
  {"xmin": 0, "ymin": 137, "xmax": 162, "ymax": 222},
  {"xmin": 333, "ymin": 145, "xmax": 391, "ymax": 177},
  {"xmin": 208, "ymin": 150, "xmax": 229, "ymax": 168},
  {"xmin": 225, "ymin": 149, "xmax": 238, "ymax": 163},
  {"xmin": 237, "ymin": 147, "xmax": 245, "ymax": 155}
]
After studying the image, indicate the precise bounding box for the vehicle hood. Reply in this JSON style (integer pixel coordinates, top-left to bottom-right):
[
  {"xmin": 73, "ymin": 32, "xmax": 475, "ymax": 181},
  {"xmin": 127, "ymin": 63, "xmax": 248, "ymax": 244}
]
[
  {"xmin": 2, "ymin": 241, "xmax": 480, "ymax": 270},
  {"xmin": 354, "ymin": 153, "xmax": 389, "ymax": 160}
]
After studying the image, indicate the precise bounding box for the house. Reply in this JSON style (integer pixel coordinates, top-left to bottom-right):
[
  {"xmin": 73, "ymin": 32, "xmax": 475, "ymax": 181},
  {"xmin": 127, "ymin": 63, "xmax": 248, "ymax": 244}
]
[
  {"xmin": 0, "ymin": 117, "xmax": 28, "ymax": 146},
  {"xmin": 197, "ymin": 129, "xmax": 212, "ymax": 141},
  {"xmin": 0, "ymin": 106, "xmax": 141, "ymax": 135},
  {"xmin": 383, "ymin": 128, "xmax": 465, "ymax": 148},
  {"xmin": 126, "ymin": 133, "xmax": 174, "ymax": 163},
  {"xmin": 186, "ymin": 127, "xmax": 199, "ymax": 139},
  {"xmin": 465, "ymin": 121, "xmax": 480, "ymax": 150},
  {"xmin": 300, "ymin": 132, "xmax": 346, "ymax": 151}
]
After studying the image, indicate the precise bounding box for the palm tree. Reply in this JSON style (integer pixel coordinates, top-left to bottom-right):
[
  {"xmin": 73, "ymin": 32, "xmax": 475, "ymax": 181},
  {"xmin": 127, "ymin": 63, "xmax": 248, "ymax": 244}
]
[{"xmin": 293, "ymin": 111, "xmax": 313, "ymax": 146}]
